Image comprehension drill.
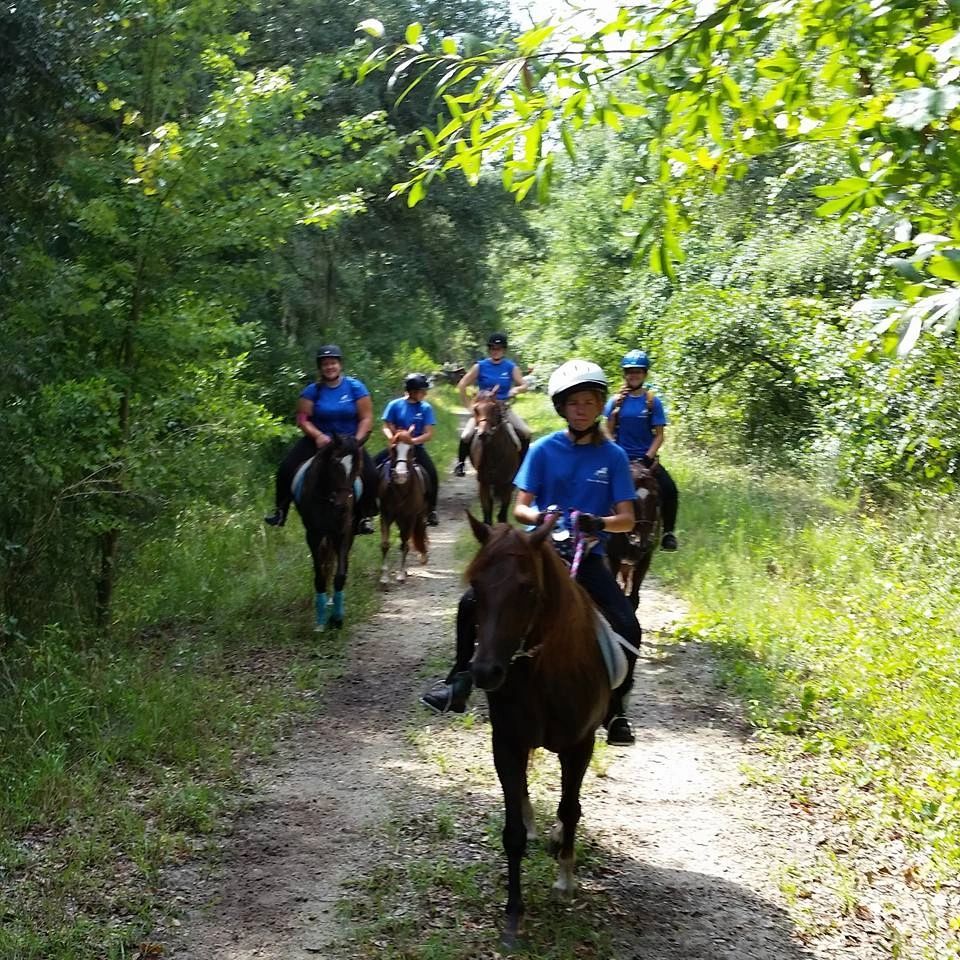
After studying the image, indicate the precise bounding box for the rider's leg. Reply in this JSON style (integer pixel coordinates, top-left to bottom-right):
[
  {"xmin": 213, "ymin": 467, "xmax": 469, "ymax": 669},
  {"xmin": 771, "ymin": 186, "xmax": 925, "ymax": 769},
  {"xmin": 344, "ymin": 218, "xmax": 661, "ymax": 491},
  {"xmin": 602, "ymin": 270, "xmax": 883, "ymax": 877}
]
[
  {"xmin": 507, "ymin": 408, "xmax": 532, "ymax": 462},
  {"xmin": 455, "ymin": 419, "xmax": 476, "ymax": 475},
  {"xmin": 415, "ymin": 446, "xmax": 440, "ymax": 523},
  {"xmin": 265, "ymin": 435, "xmax": 315, "ymax": 526},
  {"xmin": 656, "ymin": 465, "xmax": 679, "ymax": 550},
  {"xmin": 355, "ymin": 447, "xmax": 379, "ymax": 534},
  {"xmin": 420, "ymin": 588, "xmax": 476, "ymax": 713},
  {"xmin": 575, "ymin": 554, "xmax": 640, "ymax": 744}
]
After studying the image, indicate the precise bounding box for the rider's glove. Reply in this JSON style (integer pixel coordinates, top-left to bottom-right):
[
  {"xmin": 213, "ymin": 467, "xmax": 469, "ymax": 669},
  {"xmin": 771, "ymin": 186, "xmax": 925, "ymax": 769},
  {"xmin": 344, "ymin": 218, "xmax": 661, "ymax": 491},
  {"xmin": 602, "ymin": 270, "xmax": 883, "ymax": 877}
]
[
  {"xmin": 577, "ymin": 513, "xmax": 606, "ymax": 535},
  {"xmin": 641, "ymin": 454, "xmax": 655, "ymax": 468}
]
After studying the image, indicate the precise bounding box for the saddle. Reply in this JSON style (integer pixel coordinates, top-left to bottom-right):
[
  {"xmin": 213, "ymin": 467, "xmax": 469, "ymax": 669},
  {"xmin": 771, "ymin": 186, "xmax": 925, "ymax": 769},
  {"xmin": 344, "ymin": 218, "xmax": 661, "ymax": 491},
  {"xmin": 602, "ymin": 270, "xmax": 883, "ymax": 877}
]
[
  {"xmin": 378, "ymin": 456, "xmax": 433, "ymax": 498},
  {"xmin": 291, "ymin": 454, "xmax": 362, "ymax": 506}
]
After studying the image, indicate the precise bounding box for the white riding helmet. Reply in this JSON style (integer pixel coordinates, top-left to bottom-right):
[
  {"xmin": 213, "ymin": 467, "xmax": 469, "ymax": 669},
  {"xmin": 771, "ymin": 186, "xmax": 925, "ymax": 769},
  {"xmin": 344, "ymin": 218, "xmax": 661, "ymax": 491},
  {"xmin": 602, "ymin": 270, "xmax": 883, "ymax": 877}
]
[{"xmin": 547, "ymin": 359, "xmax": 609, "ymax": 414}]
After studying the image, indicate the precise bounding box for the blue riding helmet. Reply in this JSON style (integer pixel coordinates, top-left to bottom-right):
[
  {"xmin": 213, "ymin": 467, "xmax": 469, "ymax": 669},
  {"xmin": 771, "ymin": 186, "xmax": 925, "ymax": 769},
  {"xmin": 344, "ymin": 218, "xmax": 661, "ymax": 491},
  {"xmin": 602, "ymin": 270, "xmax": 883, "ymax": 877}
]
[{"xmin": 621, "ymin": 350, "xmax": 649, "ymax": 369}]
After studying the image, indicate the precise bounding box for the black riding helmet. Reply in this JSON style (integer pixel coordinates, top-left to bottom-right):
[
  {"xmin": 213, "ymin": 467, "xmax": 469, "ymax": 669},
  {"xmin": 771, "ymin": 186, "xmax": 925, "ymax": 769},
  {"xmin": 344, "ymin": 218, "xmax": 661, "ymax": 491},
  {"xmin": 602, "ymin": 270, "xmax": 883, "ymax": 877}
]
[
  {"xmin": 404, "ymin": 372, "xmax": 430, "ymax": 392},
  {"xmin": 316, "ymin": 344, "xmax": 343, "ymax": 362},
  {"xmin": 487, "ymin": 332, "xmax": 508, "ymax": 348}
]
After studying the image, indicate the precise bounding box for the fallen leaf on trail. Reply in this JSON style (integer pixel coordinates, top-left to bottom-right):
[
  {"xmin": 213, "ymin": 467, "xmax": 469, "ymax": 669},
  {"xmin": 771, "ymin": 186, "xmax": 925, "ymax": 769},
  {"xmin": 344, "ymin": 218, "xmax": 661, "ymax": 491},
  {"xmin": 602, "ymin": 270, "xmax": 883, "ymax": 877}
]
[
  {"xmin": 135, "ymin": 944, "xmax": 164, "ymax": 959},
  {"xmin": 854, "ymin": 903, "xmax": 874, "ymax": 921}
]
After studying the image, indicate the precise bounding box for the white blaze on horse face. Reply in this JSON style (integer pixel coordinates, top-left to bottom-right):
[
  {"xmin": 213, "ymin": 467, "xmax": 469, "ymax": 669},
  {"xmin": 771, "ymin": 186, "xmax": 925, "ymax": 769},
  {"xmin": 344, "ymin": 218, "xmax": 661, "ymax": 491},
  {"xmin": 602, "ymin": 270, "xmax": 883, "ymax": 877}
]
[
  {"xmin": 341, "ymin": 454, "xmax": 354, "ymax": 478},
  {"xmin": 394, "ymin": 441, "xmax": 411, "ymax": 482}
]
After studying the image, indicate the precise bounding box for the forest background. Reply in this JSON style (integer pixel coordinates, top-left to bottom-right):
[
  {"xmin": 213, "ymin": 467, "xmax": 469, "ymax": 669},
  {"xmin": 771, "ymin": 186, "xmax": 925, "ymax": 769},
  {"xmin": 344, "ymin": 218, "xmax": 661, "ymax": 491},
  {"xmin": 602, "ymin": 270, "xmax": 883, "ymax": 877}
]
[{"xmin": 2, "ymin": 1, "xmax": 960, "ymax": 957}]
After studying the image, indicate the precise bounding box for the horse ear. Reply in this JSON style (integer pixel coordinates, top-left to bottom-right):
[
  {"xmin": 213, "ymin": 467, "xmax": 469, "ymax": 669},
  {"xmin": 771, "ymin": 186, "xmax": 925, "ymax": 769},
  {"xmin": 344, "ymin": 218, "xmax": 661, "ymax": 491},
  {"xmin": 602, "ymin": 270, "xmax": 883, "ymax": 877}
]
[
  {"xmin": 528, "ymin": 513, "xmax": 557, "ymax": 547},
  {"xmin": 467, "ymin": 511, "xmax": 491, "ymax": 543}
]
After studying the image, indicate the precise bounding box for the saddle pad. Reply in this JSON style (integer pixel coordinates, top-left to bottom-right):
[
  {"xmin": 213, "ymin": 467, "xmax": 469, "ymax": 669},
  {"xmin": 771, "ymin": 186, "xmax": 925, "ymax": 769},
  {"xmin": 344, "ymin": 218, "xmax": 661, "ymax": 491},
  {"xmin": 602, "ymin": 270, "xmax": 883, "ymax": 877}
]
[
  {"xmin": 595, "ymin": 612, "xmax": 633, "ymax": 690},
  {"xmin": 291, "ymin": 456, "xmax": 316, "ymax": 505}
]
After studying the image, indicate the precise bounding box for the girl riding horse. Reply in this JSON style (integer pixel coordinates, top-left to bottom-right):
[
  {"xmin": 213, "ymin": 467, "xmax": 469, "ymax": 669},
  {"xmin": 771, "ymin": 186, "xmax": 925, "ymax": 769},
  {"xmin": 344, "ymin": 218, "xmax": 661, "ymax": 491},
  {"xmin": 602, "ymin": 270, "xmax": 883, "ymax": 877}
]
[
  {"xmin": 264, "ymin": 344, "xmax": 378, "ymax": 533},
  {"xmin": 422, "ymin": 358, "xmax": 641, "ymax": 746}
]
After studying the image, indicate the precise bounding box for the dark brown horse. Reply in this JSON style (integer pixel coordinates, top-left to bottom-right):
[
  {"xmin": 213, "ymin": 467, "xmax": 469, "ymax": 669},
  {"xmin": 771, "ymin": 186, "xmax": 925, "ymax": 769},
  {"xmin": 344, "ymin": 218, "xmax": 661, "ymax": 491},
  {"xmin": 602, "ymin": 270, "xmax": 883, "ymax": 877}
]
[
  {"xmin": 293, "ymin": 434, "xmax": 360, "ymax": 631},
  {"xmin": 606, "ymin": 460, "xmax": 662, "ymax": 611},
  {"xmin": 466, "ymin": 513, "xmax": 609, "ymax": 948},
  {"xmin": 469, "ymin": 392, "xmax": 520, "ymax": 524},
  {"xmin": 377, "ymin": 441, "xmax": 429, "ymax": 585}
]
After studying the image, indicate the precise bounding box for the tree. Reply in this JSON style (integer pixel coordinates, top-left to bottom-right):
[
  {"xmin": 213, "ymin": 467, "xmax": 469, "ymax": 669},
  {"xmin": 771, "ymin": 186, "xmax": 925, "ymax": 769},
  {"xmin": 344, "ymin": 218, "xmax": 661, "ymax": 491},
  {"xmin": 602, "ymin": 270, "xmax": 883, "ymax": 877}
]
[{"xmin": 363, "ymin": 0, "xmax": 960, "ymax": 346}]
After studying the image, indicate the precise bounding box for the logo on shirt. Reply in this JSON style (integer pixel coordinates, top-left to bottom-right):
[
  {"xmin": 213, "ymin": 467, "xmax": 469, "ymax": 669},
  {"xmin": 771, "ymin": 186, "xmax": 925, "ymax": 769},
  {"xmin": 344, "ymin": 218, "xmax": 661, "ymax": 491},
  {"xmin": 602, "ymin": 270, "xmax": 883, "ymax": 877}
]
[
  {"xmin": 587, "ymin": 466, "xmax": 609, "ymax": 484},
  {"xmin": 338, "ymin": 393, "xmax": 352, "ymax": 403}
]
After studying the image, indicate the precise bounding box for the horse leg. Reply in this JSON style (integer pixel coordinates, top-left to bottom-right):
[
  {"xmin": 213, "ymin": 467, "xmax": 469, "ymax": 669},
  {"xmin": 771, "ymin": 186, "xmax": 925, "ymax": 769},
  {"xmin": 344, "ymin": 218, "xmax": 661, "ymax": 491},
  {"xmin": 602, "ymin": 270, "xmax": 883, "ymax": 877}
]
[
  {"xmin": 550, "ymin": 737, "xmax": 594, "ymax": 897},
  {"xmin": 306, "ymin": 530, "xmax": 329, "ymax": 632},
  {"xmin": 493, "ymin": 739, "xmax": 530, "ymax": 948},
  {"xmin": 379, "ymin": 513, "xmax": 391, "ymax": 587},
  {"xmin": 631, "ymin": 545, "xmax": 654, "ymax": 610},
  {"xmin": 329, "ymin": 532, "xmax": 350, "ymax": 629},
  {"xmin": 479, "ymin": 482, "xmax": 493, "ymax": 526},
  {"xmin": 496, "ymin": 485, "xmax": 510, "ymax": 524},
  {"xmin": 397, "ymin": 521, "xmax": 408, "ymax": 584}
]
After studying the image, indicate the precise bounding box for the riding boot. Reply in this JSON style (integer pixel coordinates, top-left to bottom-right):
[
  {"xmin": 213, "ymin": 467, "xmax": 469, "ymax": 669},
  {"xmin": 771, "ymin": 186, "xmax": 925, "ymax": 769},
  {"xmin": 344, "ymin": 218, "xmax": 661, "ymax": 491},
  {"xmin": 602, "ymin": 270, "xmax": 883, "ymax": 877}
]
[
  {"xmin": 264, "ymin": 507, "xmax": 287, "ymax": 527},
  {"xmin": 420, "ymin": 670, "xmax": 473, "ymax": 714}
]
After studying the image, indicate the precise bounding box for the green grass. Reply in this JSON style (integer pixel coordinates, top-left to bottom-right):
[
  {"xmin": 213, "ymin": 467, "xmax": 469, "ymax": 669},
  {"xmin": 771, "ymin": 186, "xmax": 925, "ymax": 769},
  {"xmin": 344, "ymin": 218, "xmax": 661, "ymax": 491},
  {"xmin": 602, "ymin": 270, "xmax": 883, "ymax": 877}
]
[
  {"xmin": 660, "ymin": 448, "xmax": 960, "ymax": 891},
  {"xmin": 0, "ymin": 387, "xmax": 469, "ymax": 959}
]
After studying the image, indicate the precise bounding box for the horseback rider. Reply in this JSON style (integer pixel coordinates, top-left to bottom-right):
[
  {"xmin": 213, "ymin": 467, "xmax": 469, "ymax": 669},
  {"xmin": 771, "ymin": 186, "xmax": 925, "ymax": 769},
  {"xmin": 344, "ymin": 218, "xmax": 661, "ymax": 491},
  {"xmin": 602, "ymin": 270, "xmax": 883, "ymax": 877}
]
[
  {"xmin": 376, "ymin": 373, "xmax": 440, "ymax": 526},
  {"xmin": 422, "ymin": 359, "xmax": 641, "ymax": 746},
  {"xmin": 264, "ymin": 344, "xmax": 379, "ymax": 533},
  {"xmin": 605, "ymin": 350, "xmax": 679, "ymax": 552},
  {"xmin": 453, "ymin": 332, "xmax": 532, "ymax": 476}
]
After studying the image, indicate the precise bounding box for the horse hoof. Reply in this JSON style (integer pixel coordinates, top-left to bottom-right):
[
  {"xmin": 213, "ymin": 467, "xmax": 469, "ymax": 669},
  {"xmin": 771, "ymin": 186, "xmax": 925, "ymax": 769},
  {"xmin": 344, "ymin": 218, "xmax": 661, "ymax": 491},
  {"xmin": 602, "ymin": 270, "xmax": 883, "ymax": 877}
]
[
  {"xmin": 328, "ymin": 617, "xmax": 343, "ymax": 630},
  {"xmin": 395, "ymin": 573, "xmax": 406, "ymax": 584},
  {"xmin": 419, "ymin": 552, "xmax": 429, "ymax": 565},
  {"xmin": 379, "ymin": 576, "xmax": 389, "ymax": 588}
]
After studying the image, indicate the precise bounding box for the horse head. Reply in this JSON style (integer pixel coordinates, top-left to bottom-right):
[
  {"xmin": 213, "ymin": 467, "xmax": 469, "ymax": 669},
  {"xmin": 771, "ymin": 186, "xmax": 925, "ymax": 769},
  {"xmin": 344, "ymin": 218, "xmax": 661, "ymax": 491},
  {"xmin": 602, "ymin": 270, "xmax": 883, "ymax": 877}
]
[
  {"xmin": 388, "ymin": 439, "xmax": 415, "ymax": 485},
  {"xmin": 473, "ymin": 392, "xmax": 505, "ymax": 439},
  {"xmin": 629, "ymin": 460, "xmax": 660, "ymax": 545},
  {"xmin": 314, "ymin": 433, "xmax": 359, "ymax": 513},
  {"xmin": 465, "ymin": 512, "xmax": 556, "ymax": 692}
]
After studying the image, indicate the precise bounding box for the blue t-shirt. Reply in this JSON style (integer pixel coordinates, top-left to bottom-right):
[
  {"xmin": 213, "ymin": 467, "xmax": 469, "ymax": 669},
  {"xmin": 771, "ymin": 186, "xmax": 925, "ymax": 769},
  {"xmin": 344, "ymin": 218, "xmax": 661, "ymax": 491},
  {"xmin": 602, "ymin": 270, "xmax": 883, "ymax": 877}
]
[
  {"xmin": 603, "ymin": 391, "xmax": 667, "ymax": 460},
  {"xmin": 477, "ymin": 357, "xmax": 516, "ymax": 401},
  {"xmin": 380, "ymin": 397, "xmax": 436, "ymax": 439},
  {"xmin": 301, "ymin": 376, "xmax": 370, "ymax": 436},
  {"xmin": 514, "ymin": 431, "xmax": 635, "ymax": 557}
]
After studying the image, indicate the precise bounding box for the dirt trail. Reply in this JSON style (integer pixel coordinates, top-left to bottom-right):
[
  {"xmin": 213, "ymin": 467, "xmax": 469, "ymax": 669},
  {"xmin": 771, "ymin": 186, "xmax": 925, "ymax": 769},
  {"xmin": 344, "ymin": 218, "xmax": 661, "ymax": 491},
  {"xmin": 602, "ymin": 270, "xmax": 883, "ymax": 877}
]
[{"xmin": 155, "ymin": 463, "xmax": 865, "ymax": 960}]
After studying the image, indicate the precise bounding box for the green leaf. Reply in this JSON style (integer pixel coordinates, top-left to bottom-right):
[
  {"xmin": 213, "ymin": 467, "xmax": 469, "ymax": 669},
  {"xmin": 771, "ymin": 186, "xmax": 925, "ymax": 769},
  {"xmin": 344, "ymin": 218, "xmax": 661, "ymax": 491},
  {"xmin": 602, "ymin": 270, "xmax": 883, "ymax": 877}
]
[
  {"xmin": 405, "ymin": 22, "xmax": 423, "ymax": 45},
  {"xmin": 928, "ymin": 256, "xmax": 960, "ymax": 282},
  {"xmin": 407, "ymin": 179, "xmax": 425, "ymax": 207}
]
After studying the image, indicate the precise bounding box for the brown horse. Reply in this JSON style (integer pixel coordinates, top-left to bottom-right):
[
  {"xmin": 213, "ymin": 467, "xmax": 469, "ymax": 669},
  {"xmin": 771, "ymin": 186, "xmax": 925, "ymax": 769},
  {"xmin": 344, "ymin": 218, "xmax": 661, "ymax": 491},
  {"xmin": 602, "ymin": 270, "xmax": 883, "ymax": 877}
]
[
  {"xmin": 469, "ymin": 392, "xmax": 521, "ymax": 524},
  {"xmin": 466, "ymin": 513, "xmax": 609, "ymax": 948},
  {"xmin": 377, "ymin": 441, "xmax": 429, "ymax": 585},
  {"xmin": 606, "ymin": 460, "xmax": 662, "ymax": 611}
]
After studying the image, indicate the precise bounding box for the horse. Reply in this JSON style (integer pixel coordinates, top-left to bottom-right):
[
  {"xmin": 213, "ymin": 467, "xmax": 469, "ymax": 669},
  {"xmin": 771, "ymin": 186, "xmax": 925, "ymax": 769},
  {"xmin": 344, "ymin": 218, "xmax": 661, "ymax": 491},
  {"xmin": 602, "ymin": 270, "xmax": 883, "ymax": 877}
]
[
  {"xmin": 465, "ymin": 513, "xmax": 610, "ymax": 949},
  {"xmin": 606, "ymin": 459, "xmax": 662, "ymax": 611},
  {"xmin": 292, "ymin": 433, "xmax": 360, "ymax": 632},
  {"xmin": 469, "ymin": 392, "xmax": 521, "ymax": 525},
  {"xmin": 377, "ymin": 440, "xmax": 429, "ymax": 585}
]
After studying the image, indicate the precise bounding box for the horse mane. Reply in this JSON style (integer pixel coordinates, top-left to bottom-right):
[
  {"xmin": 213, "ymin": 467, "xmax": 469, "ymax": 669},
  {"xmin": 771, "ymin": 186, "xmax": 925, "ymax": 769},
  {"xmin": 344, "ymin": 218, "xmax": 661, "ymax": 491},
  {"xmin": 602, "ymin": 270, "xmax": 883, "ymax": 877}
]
[{"xmin": 465, "ymin": 526, "xmax": 600, "ymax": 681}]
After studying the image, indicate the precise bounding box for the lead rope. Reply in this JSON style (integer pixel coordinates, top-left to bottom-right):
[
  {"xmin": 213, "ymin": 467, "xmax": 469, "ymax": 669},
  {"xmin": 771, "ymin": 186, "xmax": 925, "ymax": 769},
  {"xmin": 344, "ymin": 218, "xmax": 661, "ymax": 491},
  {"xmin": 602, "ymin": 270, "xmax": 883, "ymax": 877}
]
[{"xmin": 569, "ymin": 509, "xmax": 586, "ymax": 579}]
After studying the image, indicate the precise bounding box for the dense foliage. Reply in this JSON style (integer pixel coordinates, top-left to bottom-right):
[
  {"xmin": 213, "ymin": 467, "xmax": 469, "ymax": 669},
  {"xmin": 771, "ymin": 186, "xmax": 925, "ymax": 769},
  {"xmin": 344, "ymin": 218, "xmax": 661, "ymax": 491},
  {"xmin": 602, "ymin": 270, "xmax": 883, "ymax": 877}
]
[{"xmin": 0, "ymin": 0, "xmax": 519, "ymax": 634}]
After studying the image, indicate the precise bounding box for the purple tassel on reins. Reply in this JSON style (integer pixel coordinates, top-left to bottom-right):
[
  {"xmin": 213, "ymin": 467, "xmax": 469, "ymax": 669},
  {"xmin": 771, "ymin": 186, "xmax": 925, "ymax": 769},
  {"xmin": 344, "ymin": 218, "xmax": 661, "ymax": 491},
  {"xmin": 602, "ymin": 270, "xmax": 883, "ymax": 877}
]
[{"xmin": 569, "ymin": 510, "xmax": 585, "ymax": 579}]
